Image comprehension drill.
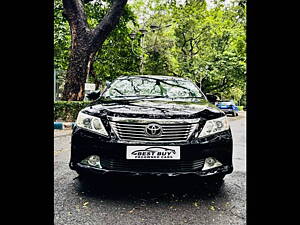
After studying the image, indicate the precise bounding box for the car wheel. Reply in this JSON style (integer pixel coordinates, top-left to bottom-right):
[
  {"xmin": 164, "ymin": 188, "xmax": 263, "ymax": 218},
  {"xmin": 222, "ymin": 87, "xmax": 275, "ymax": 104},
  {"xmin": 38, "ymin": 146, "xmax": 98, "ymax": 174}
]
[{"xmin": 232, "ymin": 112, "xmax": 235, "ymax": 117}]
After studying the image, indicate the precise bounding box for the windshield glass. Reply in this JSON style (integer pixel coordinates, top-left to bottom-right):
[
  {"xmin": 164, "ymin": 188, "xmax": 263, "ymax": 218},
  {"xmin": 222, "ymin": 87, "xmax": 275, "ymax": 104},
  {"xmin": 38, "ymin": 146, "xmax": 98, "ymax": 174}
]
[{"xmin": 103, "ymin": 77, "xmax": 204, "ymax": 99}]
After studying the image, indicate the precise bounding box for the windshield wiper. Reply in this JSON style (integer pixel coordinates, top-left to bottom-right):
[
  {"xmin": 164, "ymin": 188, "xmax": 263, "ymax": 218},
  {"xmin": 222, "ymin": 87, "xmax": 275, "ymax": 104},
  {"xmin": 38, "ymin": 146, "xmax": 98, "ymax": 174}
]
[
  {"xmin": 137, "ymin": 76, "xmax": 195, "ymax": 94},
  {"xmin": 107, "ymin": 95, "xmax": 205, "ymax": 99},
  {"xmin": 171, "ymin": 96, "xmax": 204, "ymax": 98},
  {"xmin": 111, "ymin": 95, "xmax": 169, "ymax": 99}
]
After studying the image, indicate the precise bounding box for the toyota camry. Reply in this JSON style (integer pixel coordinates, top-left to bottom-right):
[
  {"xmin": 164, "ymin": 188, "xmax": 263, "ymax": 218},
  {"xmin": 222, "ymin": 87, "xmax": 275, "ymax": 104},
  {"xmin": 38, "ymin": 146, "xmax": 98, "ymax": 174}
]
[{"xmin": 69, "ymin": 75, "xmax": 233, "ymax": 183}]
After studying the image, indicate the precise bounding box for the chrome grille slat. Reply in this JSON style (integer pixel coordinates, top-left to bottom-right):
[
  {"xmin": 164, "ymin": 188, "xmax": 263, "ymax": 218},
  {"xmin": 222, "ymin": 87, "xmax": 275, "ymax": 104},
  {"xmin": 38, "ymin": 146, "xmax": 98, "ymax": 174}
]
[
  {"xmin": 113, "ymin": 124, "xmax": 146, "ymax": 127},
  {"xmin": 158, "ymin": 125, "xmax": 192, "ymax": 128},
  {"xmin": 118, "ymin": 132, "xmax": 190, "ymax": 137},
  {"xmin": 161, "ymin": 128, "xmax": 191, "ymax": 131},
  {"xmin": 113, "ymin": 124, "xmax": 192, "ymax": 128},
  {"xmin": 117, "ymin": 135, "xmax": 187, "ymax": 140},
  {"xmin": 109, "ymin": 118, "xmax": 198, "ymax": 143},
  {"xmin": 118, "ymin": 131, "xmax": 145, "ymax": 136}
]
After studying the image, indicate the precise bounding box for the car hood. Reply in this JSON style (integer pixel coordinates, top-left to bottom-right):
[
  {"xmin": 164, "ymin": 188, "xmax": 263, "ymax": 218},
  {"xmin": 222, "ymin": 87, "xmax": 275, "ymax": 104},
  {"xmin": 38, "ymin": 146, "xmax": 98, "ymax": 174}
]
[{"xmin": 83, "ymin": 98, "xmax": 224, "ymax": 120}]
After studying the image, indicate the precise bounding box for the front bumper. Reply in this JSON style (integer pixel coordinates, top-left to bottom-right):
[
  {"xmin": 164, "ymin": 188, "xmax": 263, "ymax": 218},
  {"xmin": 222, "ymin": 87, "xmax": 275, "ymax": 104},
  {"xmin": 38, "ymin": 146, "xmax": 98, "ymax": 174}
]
[
  {"xmin": 219, "ymin": 108, "xmax": 234, "ymax": 114},
  {"xmin": 70, "ymin": 127, "xmax": 233, "ymax": 177},
  {"xmin": 73, "ymin": 162, "xmax": 233, "ymax": 177}
]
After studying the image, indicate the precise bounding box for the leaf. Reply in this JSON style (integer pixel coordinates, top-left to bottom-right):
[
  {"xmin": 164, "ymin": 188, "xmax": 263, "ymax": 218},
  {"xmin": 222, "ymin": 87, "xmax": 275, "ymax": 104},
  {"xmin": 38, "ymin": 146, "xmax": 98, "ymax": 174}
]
[
  {"xmin": 129, "ymin": 208, "xmax": 135, "ymax": 213},
  {"xmin": 83, "ymin": 202, "xmax": 89, "ymax": 206},
  {"xmin": 209, "ymin": 206, "xmax": 216, "ymax": 211}
]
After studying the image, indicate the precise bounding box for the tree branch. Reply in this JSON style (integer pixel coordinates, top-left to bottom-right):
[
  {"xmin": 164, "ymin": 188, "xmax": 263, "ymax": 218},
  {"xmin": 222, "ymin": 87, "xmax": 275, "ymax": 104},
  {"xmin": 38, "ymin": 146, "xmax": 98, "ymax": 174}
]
[
  {"xmin": 180, "ymin": 32, "xmax": 188, "ymax": 56},
  {"xmin": 163, "ymin": 62, "xmax": 178, "ymax": 77},
  {"xmin": 90, "ymin": 0, "xmax": 128, "ymax": 53},
  {"xmin": 62, "ymin": 0, "xmax": 89, "ymax": 32}
]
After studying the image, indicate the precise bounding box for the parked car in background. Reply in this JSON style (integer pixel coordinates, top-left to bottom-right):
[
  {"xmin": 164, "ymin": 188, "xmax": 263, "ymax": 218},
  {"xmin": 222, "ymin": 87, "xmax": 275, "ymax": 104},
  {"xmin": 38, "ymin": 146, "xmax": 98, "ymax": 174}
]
[
  {"xmin": 216, "ymin": 100, "xmax": 239, "ymax": 117},
  {"xmin": 70, "ymin": 75, "xmax": 233, "ymax": 184}
]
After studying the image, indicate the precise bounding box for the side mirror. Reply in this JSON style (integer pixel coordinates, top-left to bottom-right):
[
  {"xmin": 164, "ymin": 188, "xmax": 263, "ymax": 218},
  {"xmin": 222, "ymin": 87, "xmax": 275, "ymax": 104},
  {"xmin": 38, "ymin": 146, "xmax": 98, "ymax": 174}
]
[
  {"xmin": 106, "ymin": 81, "xmax": 111, "ymax": 88},
  {"xmin": 86, "ymin": 90, "xmax": 101, "ymax": 101},
  {"xmin": 206, "ymin": 94, "xmax": 218, "ymax": 104}
]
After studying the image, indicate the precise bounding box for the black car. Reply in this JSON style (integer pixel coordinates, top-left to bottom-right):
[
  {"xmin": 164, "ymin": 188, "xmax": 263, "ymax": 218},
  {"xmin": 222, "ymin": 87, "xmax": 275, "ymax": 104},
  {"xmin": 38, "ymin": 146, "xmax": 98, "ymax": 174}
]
[{"xmin": 69, "ymin": 75, "xmax": 233, "ymax": 182}]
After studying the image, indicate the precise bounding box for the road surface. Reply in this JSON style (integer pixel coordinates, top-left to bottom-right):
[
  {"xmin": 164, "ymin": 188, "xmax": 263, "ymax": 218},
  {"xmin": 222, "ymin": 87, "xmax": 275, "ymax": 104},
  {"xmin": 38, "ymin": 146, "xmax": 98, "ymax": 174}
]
[{"xmin": 54, "ymin": 112, "xmax": 246, "ymax": 225}]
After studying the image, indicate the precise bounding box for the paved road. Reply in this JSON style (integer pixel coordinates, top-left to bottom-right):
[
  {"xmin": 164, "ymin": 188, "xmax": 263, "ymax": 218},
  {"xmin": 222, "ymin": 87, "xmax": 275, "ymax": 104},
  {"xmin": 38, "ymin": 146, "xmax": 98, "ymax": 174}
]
[{"xmin": 54, "ymin": 112, "xmax": 246, "ymax": 225}]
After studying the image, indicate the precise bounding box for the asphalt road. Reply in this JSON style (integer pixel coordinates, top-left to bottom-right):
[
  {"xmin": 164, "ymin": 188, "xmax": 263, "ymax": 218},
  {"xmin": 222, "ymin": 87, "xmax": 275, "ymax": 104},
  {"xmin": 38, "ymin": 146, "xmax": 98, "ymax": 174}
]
[{"xmin": 54, "ymin": 112, "xmax": 246, "ymax": 225}]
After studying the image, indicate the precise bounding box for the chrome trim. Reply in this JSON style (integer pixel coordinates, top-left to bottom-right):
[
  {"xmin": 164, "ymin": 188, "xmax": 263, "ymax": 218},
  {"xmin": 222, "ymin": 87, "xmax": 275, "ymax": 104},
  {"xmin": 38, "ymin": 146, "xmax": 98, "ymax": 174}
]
[
  {"xmin": 109, "ymin": 117, "xmax": 199, "ymax": 143},
  {"xmin": 108, "ymin": 116, "xmax": 200, "ymax": 124}
]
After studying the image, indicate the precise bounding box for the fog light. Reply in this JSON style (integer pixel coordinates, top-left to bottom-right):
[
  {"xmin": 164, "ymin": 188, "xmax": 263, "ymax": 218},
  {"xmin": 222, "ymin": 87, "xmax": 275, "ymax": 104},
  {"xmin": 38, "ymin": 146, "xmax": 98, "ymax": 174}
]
[
  {"xmin": 202, "ymin": 157, "xmax": 223, "ymax": 170},
  {"xmin": 206, "ymin": 157, "xmax": 216, "ymax": 166},
  {"xmin": 87, "ymin": 155, "xmax": 101, "ymax": 168}
]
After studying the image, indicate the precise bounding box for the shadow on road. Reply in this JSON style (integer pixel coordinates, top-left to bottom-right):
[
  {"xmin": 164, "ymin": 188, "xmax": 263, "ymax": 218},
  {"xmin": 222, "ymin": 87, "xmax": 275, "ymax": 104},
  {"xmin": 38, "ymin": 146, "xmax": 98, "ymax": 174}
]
[{"xmin": 73, "ymin": 174, "xmax": 228, "ymax": 202}]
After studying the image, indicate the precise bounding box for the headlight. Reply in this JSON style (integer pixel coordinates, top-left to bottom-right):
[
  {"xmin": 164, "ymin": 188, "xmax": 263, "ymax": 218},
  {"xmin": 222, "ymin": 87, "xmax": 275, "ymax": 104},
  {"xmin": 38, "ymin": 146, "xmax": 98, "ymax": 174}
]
[
  {"xmin": 198, "ymin": 116, "xmax": 229, "ymax": 138},
  {"xmin": 76, "ymin": 111, "xmax": 108, "ymax": 136}
]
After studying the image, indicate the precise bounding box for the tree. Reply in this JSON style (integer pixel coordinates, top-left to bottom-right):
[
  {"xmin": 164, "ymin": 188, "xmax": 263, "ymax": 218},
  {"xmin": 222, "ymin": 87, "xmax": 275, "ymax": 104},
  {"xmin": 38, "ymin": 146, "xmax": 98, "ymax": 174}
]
[
  {"xmin": 61, "ymin": 0, "xmax": 128, "ymax": 101},
  {"xmin": 79, "ymin": 1, "xmax": 140, "ymax": 89},
  {"xmin": 134, "ymin": 0, "xmax": 246, "ymax": 103}
]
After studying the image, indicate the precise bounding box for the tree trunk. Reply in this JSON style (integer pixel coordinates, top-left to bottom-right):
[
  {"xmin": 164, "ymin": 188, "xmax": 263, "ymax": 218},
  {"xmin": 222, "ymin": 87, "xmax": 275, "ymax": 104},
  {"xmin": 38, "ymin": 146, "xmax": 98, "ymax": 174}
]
[
  {"xmin": 61, "ymin": 0, "xmax": 128, "ymax": 101},
  {"xmin": 62, "ymin": 47, "xmax": 95, "ymax": 100}
]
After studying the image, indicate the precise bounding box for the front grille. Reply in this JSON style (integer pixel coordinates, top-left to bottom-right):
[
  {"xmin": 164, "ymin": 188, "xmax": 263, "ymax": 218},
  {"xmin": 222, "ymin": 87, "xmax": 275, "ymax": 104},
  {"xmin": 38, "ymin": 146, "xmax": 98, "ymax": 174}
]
[
  {"xmin": 109, "ymin": 118, "xmax": 199, "ymax": 143},
  {"xmin": 100, "ymin": 158, "xmax": 205, "ymax": 172}
]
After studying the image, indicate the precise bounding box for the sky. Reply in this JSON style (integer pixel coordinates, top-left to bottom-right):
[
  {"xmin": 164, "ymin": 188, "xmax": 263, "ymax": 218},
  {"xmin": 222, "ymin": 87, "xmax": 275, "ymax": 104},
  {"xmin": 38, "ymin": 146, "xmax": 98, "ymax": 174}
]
[
  {"xmin": 127, "ymin": 0, "xmax": 236, "ymax": 25},
  {"xmin": 128, "ymin": 0, "xmax": 235, "ymax": 9}
]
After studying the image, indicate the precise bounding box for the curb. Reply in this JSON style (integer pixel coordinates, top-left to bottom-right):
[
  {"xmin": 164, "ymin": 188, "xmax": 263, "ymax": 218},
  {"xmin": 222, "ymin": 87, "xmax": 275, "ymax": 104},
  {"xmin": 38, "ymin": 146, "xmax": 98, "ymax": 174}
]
[{"xmin": 54, "ymin": 122, "xmax": 75, "ymax": 130}]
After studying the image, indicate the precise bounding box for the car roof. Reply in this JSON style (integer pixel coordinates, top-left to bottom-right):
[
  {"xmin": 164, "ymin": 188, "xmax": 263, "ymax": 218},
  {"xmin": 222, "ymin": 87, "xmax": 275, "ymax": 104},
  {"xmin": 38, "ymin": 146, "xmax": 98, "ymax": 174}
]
[{"xmin": 118, "ymin": 75, "xmax": 189, "ymax": 81}]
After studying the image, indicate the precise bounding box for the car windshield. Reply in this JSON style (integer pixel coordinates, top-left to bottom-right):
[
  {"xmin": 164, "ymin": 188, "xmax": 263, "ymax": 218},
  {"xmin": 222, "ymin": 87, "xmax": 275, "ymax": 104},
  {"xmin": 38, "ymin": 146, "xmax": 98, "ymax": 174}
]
[{"xmin": 103, "ymin": 77, "xmax": 204, "ymax": 99}]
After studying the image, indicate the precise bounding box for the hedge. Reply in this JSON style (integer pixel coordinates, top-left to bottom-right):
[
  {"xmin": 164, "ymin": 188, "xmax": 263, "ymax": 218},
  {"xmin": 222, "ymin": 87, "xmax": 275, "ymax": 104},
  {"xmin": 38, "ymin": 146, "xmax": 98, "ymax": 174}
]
[
  {"xmin": 237, "ymin": 106, "xmax": 244, "ymax": 111},
  {"xmin": 54, "ymin": 101, "xmax": 91, "ymax": 122}
]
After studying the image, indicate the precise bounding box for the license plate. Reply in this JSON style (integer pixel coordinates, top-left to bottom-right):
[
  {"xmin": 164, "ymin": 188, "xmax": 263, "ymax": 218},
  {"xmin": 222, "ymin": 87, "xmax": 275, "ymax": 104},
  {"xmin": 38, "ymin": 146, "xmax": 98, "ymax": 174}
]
[{"xmin": 126, "ymin": 146, "xmax": 180, "ymax": 160}]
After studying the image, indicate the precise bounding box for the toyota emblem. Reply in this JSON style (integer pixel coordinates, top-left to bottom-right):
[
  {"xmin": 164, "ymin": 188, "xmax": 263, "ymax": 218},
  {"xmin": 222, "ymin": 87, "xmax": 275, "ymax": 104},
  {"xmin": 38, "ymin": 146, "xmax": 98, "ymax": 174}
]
[{"xmin": 145, "ymin": 123, "xmax": 162, "ymax": 136}]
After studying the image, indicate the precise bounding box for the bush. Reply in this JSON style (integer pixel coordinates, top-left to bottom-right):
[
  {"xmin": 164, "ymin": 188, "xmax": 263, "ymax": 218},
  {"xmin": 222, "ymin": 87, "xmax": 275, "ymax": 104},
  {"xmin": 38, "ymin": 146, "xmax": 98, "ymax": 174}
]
[
  {"xmin": 54, "ymin": 101, "xmax": 91, "ymax": 122},
  {"xmin": 237, "ymin": 106, "xmax": 244, "ymax": 111}
]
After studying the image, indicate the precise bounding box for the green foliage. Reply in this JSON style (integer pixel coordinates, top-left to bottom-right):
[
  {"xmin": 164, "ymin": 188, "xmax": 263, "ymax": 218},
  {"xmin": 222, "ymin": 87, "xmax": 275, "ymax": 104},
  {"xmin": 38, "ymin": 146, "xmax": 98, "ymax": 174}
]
[
  {"xmin": 54, "ymin": 0, "xmax": 140, "ymax": 88},
  {"xmin": 54, "ymin": 0, "xmax": 71, "ymax": 76},
  {"xmin": 134, "ymin": 0, "xmax": 246, "ymax": 103},
  {"xmin": 237, "ymin": 106, "xmax": 244, "ymax": 111},
  {"xmin": 90, "ymin": 4, "xmax": 141, "ymax": 85},
  {"xmin": 54, "ymin": 101, "xmax": 90, "ymax": 122},
  {"xmin": 54, "ymin": 0, "xmax": 247, "ymax": 105}
]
